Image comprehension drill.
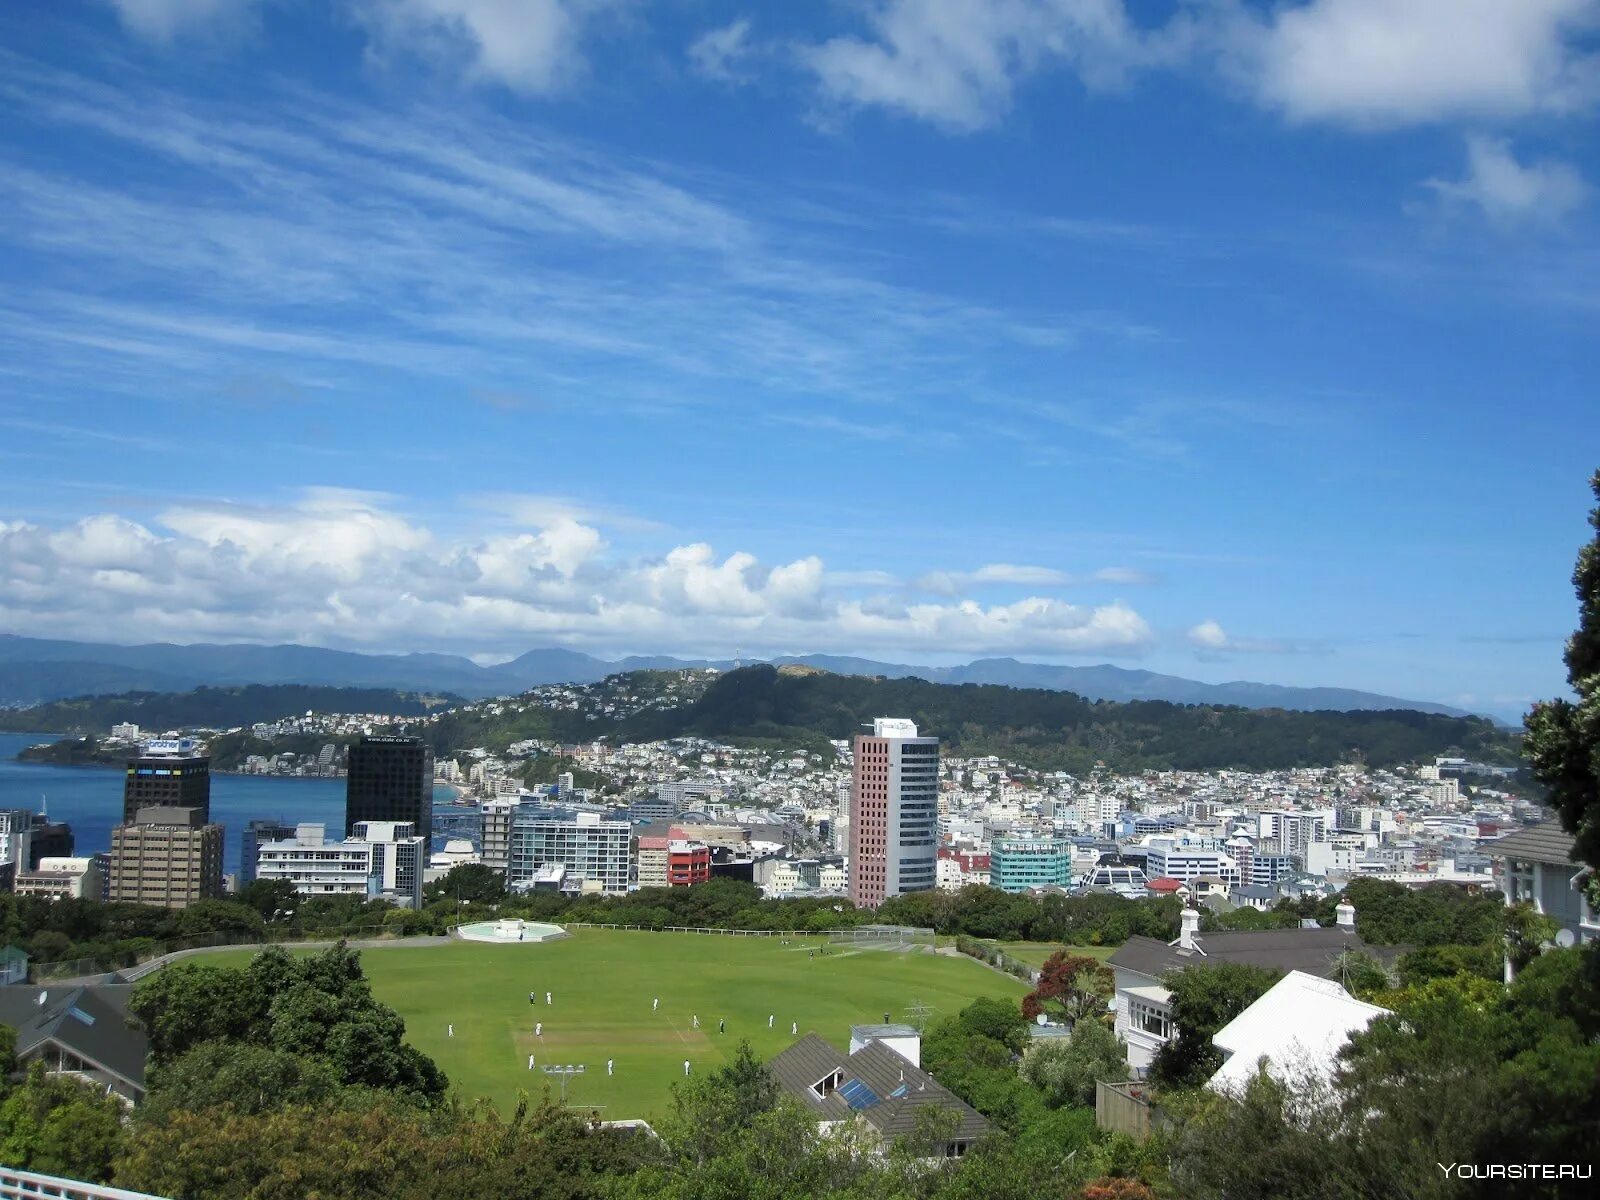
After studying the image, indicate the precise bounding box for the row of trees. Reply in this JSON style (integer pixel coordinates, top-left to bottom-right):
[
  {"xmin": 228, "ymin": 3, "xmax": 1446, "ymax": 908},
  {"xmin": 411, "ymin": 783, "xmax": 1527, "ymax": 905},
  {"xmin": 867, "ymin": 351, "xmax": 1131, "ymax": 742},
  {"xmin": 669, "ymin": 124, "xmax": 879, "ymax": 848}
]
[{"xmin": 5, "ymin": 867, "xmax": 1522, "ymax": 981}]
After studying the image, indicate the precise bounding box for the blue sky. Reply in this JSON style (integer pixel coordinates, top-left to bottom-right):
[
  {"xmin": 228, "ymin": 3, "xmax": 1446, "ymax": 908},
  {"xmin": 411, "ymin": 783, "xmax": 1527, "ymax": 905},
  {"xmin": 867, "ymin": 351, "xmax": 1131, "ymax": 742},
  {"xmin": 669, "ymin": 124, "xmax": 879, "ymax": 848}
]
[{"xmin": 1, "ymin": 1, "xmax": 1597, "ymax": 720}]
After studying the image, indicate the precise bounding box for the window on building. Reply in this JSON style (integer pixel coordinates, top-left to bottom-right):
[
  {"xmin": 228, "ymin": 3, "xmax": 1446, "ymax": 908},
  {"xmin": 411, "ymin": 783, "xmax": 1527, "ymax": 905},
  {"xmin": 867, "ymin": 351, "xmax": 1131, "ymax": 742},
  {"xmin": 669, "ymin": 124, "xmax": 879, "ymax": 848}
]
[{"xmin": 1129, "ymin": 999, "xmax": 1172, "ymax": 1040}]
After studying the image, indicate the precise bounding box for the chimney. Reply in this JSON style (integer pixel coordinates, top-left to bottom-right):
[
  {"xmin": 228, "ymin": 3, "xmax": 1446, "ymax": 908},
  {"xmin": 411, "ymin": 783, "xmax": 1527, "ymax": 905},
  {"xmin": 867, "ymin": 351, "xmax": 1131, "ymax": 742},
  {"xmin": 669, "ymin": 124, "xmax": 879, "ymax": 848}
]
[
  {"xmin": 1178, "ymin": 907, "xmax": 1200, "ymax": 951},
  {"xmin": 1335, "ymin": 901, "xmax": 1356, "ymax": 931}
]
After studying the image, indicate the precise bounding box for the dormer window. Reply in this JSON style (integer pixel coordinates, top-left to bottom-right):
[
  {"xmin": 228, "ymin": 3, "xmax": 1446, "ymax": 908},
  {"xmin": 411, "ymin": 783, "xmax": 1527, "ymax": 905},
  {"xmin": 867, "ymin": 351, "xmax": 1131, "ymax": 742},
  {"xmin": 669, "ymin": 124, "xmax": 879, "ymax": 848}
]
[{"xmin": 811, "ymin": 1068, "xmax": 844, "ymax": 1098}]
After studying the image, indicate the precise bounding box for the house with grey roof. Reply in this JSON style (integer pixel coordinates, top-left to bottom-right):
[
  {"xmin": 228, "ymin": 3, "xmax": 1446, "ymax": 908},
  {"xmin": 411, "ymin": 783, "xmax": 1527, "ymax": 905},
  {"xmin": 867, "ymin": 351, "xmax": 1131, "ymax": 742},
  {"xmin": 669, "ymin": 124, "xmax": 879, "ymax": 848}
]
[
  {"xmin": 1107, "ymin": 904, "xmax": 1399, "ymax": 1075},
  {"xmin": 1488, "ymin": 821, "xmax": 1596, "ymax": 961},
  {"xmin": 0, "ymin": 983, "xmax": 147, "ymax": 1103},
  {"xmin": 767, "ymin": 1030, "xmax": 988, "ymax": 1159}
]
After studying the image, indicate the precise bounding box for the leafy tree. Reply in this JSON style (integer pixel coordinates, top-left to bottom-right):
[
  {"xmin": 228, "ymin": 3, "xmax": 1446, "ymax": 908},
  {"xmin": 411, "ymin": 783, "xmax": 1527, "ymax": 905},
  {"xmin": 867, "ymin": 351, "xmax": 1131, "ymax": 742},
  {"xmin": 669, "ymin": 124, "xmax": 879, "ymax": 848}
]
[
  {"xmin": 1020, "ymin": 1020, "xmax": 1127, "ymax": 1107},
  {"xmin": 1021, "ymin": 952, "xmax": 1114, "ymax": 1026},
  {"xmin": 132, "ymin": 962, "xmax": 261, "ymax": 1060},
  {"xmin": 141, "ymin": 1042, "xmax": 344, "ymax": 1120},
  {"xmin": 237, "ymin": 878, "xmax": 301, "ymax": 922},
  {"xmin": 0, "ymin": 1023, "xmax": 16, "ymax": 1078},
  {"xmin": 1149, "ymin": 963, "xmax": 1280, "ymax": 1089},
  {"xmin": 1526, "ymin": 468, "xmax": 1600, "ymax": 876},
  {"xmin": 132, "ymin": 942, "xmax": 446, "ymax": 1103},
  {"xmin": 1079, "ymin": 1180, "xmax": 1159, "ymax": 1200},
  {"xmin": 1163, "ymin": 1069, "xmax": 1355, "ymax": 1200},
  {"xmin": 173, "ymin": 900, "xmax": 265, "ymax": 940},
  {"xmin": 116, "ymin": 1097, "xmax": 436, "ymax": 1200},
  {"xmin": 1503, "ymin": 901, "xmax": 1560, "ymax": 975},
  {"xmin": 957, "ymin": 995, "xmax": 1029, "ymax": 1052},
  {"xmin": 1395, "ymin": 942, "xmax": 1500, "ymax": 986},
  {"xmin": 424, "ymin": 863, "xmax": 507, "ymax": 905},
  {"xmin": 1328, "ymin": 949, "xmax": 1392, "ymax": 1001},
  {"xmin": 0, "ymin": 1065, "xmax": 125, "ymax": 1184}
]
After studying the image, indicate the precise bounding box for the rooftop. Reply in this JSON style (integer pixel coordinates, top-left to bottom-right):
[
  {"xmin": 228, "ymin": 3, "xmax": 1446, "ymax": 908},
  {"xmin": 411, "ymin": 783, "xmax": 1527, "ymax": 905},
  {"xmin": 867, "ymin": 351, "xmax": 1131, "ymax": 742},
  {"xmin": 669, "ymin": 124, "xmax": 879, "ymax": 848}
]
[
  {"xmin": 1487, "ymin": 821, "xmax": 1578, "ymax": 866},
  {"xmin": 1208, "ymin": 970, "xmax": 1391, "ymax": 1094},
  {"xmin": 1110, "ymin": 925, "xmax": 1401, "ymax": 982},
  {"xmin": 768, "ymin": 1033, "xmax": 988, "ymax": 1146}
]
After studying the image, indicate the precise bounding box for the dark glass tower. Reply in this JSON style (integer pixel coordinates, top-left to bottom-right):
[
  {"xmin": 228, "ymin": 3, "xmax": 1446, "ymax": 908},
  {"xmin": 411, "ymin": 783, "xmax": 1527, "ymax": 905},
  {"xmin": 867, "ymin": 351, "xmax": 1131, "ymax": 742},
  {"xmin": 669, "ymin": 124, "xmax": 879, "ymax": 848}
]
[
  {"xmin": 123, "ymin": 750, "xmax": 211, "ymax": 824},
  {"xmin": 345, "ymin": 735, "xmax": 433, "ymax": 842}
]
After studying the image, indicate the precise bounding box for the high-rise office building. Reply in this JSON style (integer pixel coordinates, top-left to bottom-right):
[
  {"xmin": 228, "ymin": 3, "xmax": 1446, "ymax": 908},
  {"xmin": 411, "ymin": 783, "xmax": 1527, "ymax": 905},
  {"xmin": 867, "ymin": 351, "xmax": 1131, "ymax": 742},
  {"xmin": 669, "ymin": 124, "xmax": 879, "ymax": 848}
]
[
  {"xmin": 123, "ymin": 740, "xmax": 210, "ymax": 825},
  {"xmin": 479, "ymin": 797, "xmax": 517, "ymax": 874},
  {"xmin": 0, "ymin": 811, "xmax": 74, "ymax": 875},
  {"xmin": 508, "ymin": 808, "xmax": 630, "ymax": 895},
  {"xmin": 848, "ymin": 718, "xmax": 939, "ymax": 907},
  {"xmin": 107, "ymin": 806, "xmax": 224, "ymax": 909},
  {"xmin": 345, "ymin": 735, "xmax": 433, "ymax": 843},
  {"xmin": 239, "ymin": 819, "xmax": 297, "ymax": 886}
]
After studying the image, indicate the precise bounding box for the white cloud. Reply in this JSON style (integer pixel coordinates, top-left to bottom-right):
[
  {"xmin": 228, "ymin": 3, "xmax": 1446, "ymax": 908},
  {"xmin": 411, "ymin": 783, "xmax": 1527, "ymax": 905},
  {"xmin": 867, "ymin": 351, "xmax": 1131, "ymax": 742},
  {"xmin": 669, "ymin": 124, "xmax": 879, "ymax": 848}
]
[
  {"xmin": 350, "ymin": 0, "xmax": 593, "ymax": 94},
  {"xmin": 1425, "ymin": 135, "xmax": 1589, "ymax": 223},
  {"xmin": 908, "ymin": 563, "xmax": 1161, "ymax": 594},
  {"xmin": 689, "ymin": 18, "xmax": 756, "ymax": 84},
  {"xmin": 1186, "ymin": 618, "xmax": 1311, "ymax": 656},
  {"xmin": 1092, "ymin": 565, "xmax": 1159, "ymax": 585},
  {"xmin": 802, "ymin": 0, "xmax": 1186, "ymax": 131},
  {"xmin": 0, "ymin": 493, "xmax": 1160, "ymax": 659},
  {"xmin": 1233, "ymin": 0, "xmax": 1600, "ymax": 126},
  {"xmin": 970, "ymin": 563, "xmax": 1074, "ymax": 586},
  {"xmin": 793, "ymin": 0, "xmax": 1600, "ymax": 133},
  {"xmin": 106, "ymin": 0, "xmax": 255, "ymax": 41}
]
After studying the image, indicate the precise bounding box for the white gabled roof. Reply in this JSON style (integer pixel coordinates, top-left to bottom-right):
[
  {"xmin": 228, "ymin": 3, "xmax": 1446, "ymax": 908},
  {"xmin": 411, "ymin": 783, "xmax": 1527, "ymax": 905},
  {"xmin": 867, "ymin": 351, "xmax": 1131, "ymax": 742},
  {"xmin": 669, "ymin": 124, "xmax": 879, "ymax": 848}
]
[{"xmin": 1206, "ymin": 970, "xmax": 1390, "ymax": 1095}]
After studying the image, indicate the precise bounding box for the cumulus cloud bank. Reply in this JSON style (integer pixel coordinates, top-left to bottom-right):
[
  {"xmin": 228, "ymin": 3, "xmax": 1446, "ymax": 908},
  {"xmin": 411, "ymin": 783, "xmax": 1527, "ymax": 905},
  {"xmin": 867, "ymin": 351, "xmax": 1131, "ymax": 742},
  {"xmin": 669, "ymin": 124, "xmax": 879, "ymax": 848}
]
[{"xmin": 0, "ymin": 491, "xmax": 1156, "ymax": 659}]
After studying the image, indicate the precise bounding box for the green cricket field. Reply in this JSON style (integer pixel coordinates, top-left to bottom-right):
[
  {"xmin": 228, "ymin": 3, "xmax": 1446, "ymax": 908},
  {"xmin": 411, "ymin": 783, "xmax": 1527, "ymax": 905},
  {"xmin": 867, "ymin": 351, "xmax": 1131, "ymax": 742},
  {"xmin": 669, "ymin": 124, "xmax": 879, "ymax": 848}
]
[{"xmin": 208, "ymin": 928, "xmax": 1028, "ymax": 1119}]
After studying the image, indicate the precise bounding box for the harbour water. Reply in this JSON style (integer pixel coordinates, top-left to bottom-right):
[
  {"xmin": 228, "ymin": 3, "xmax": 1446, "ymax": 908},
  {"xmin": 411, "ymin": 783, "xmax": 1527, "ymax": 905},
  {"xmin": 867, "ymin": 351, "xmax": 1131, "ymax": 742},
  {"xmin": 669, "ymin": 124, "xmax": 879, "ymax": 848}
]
[{"xmin": 0, "ymin": 731, "xmax": 456, "ymax": 878}]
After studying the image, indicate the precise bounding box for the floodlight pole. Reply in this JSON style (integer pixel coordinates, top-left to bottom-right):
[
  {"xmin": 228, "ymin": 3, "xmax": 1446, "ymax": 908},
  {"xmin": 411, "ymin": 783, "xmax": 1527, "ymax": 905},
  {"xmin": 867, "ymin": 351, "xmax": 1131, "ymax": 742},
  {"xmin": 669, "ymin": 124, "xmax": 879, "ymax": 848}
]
[{"xmin": 541, "ymin": 1064, "xmax": 586, "ymax": 1104}]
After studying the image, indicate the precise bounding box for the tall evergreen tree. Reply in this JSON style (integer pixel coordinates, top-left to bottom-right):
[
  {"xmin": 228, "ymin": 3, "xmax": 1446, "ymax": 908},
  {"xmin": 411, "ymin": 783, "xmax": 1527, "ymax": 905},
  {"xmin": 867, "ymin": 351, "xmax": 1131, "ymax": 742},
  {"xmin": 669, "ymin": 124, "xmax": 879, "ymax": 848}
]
[{"xmin": 1526, "ymin": 469, "xmax": 1600, "ymax": 874}]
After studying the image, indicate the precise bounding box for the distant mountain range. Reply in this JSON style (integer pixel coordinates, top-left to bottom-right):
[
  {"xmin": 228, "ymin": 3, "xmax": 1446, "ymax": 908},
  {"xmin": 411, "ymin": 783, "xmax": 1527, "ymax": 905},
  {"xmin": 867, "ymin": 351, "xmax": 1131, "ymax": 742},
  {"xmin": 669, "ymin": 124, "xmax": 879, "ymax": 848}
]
[{"xmin": 0, "ymin": 633, "xmax": 1483, "ymax": 719}]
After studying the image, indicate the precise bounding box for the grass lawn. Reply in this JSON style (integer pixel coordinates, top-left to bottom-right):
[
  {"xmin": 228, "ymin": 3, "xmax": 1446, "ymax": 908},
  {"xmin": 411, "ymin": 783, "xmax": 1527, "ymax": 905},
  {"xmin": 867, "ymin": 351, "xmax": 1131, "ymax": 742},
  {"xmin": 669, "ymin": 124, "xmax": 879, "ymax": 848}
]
[
  {"xmin": 988, "ymin": 942, "xmax": 1118, "ymax": 969},
  {"xmin": 206, "ymin": 929, "xmax": 1027, "ymax": 1120}
]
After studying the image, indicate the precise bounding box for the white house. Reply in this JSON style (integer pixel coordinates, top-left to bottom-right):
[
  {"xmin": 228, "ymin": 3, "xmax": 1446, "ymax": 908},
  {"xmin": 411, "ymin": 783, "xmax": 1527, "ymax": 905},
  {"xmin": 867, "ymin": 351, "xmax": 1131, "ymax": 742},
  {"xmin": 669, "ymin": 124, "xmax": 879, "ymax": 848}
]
[
  {"xmin": 1206, "ymin": 970, "xmax": 1390, "ymax": 1094},
  {"xmin": 1106, "ymin": 903, "xmax": 1394, "ymax": 1075},
  {"xmin": 1489, "ymin": 822, "xmax": 1597, "ymax": 962}
]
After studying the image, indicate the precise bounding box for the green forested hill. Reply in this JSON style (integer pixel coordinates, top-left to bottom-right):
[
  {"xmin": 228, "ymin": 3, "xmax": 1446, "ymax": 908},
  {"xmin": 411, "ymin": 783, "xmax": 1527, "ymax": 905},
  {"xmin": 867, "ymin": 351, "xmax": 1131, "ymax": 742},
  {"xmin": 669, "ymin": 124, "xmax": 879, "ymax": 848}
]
[
  {"xmin": 609, "ymin": 665, "xmax": 1519, "ymax": 772},
  {"xmin": 0, "ymin": 683, "xmax": 458, "ymax": 735},
  {"xmin": 3, "ymin": 667, "xmax": 1520, "ymax": 774}
]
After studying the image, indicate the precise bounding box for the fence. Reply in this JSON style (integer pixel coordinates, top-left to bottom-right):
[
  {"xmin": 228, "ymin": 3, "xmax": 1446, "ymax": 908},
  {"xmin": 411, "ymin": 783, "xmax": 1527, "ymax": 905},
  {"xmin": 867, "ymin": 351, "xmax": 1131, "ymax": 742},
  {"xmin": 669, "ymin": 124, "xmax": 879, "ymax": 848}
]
[
  {"xmin": 1095, "ymin": 1079, "xmax": 1164, "ymax": 1141},
  {"xmin": 826, "ymin": 925, "xmax": 935, "ymax": 951},
  {"xmin": 953, "ymin": 936, "xmax": 1042, "ymax": 985},
  {"xmin": 562, "ymin": 922, "xmax": 793, "ymax": 937},
  {"xmin": 0, "ymin": 1166, "xmax": 170, "ymax": 1200},
  {"xmin": 26, "ymin": 923, "xmax": 411, "ymax": 984}
]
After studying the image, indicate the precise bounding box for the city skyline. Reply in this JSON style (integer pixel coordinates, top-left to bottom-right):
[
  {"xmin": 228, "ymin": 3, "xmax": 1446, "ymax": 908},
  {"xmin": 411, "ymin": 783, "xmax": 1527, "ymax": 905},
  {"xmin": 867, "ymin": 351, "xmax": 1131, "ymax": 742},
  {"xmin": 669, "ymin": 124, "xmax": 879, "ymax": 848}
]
[{"xmin": 2, "ymin": 2, "xmax": 1597, "ymax": 717}]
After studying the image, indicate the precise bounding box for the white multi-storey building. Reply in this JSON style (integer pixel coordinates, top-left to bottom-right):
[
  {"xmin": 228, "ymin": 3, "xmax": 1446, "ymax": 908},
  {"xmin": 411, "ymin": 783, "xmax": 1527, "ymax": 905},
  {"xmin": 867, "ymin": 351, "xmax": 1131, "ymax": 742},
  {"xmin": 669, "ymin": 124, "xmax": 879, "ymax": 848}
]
[
  {"xmin": 1144, "ymin": 839, "xmax": 1241, "ymax": 886},
  {"xmin": 508, "ymin": 809, "xmax": 630, "ymax": 895},
  {"xmin": 479, "ymin": 797, "xmax": 517, "ymax": 874},
  {"xmin": 848, "ymin": 718, "xmax": 939, "ymax": 907},
  {"xmin": 12, "ymin": 857, "xmax": 102, "ymax": 901},
  {"xmin": 255, "ymin": 821, "xmax": 425, "ymax": 907},
  {"xmin": 1256, "ymin": 810, "xmax": 1330, "ymax": 864}
]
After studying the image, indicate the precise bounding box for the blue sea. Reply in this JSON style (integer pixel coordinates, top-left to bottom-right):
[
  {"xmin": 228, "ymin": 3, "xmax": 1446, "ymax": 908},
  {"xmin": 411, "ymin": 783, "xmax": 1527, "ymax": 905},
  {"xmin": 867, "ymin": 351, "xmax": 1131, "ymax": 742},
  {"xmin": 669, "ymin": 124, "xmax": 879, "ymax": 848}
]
[{"xmin": 0, "ymin": 731, "xmax": 456, "ymax": 877}]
